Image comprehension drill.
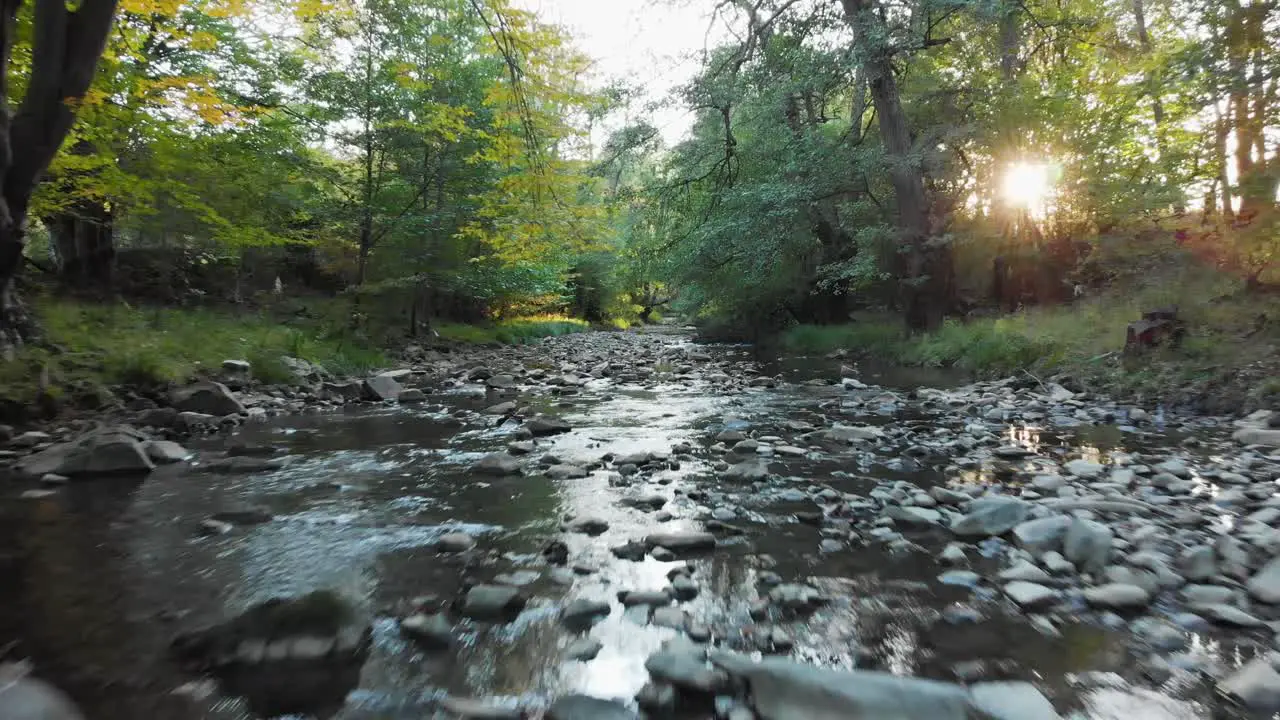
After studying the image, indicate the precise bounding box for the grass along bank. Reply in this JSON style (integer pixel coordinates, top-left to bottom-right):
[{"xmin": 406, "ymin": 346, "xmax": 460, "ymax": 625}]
[
  {"xmin": 0, "ymin": 297, "xmax": 590, "ymax": 419},
  {"xmin": 780, "ymin": 278, "xmax": 1280, "ymax": 412}
]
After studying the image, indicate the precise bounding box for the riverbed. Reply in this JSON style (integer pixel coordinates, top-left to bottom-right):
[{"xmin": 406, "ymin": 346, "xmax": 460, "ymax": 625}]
[{"xmin": 1, "ymin": 326, "xmax": 1274, "ymax": 719}]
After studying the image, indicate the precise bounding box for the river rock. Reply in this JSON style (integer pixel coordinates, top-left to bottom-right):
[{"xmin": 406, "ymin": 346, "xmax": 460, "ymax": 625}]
[
  {"xmin": 564, "ymin": 516, "xmax": 610, "ymax": 535},
  {"xmin": 822, "ymin": 425, "xmax": 884, "ymax": 444},
  {"xmin": 768, "ymin": 584, "xmax": 825, "ymax": 611},
  {"xmin": 0, "ymin": 666, "xmax": 86, "ymax": 720},
  {"xmin": 436, "ymin": 532, "xmax": 476, "ymax": 552},
  {"xmin": 951, "ymin": 497, "xmax": 1031, "ymax": 537},
  {"xmin": 1219, "ymin": 655, "xmax": 1280, "ymax": 713},
  {"xmin": 643, "ymin": 530, "xmax": 716, "ymax": 553},
  {"xmin": 1196, "ymin": 603, "xmax": 1264, "ymax": 627},
  {"xmin": 1064, "ymin": 459, "xmax": 1105, "ymax": 478},
  {"xmin": 397, "ymin": 388, "xmax": 426, "ymax": 403},
  {"xmin": 171, "ymin": 590, "xmax": 370, "ymax": 670},
  {"xmin": 1177, "ymin": 545, "xmax": 1217, "ymax": 582},
  {"xmin": 1083, "ymin": 583, "xmax": 1151, "ymax": 609},
  {"xmin": 968, "ymin": 681, "xmax": 1061, "ymax": 720},
  {"xmin": 998, "ymin": 560, "xmax": 1051, "ymax": 583},
  {"xmin": 526, "ymin": 415, "xmax": 572, "ymax": 436},
  {"xmin": 1012, "ymin": 516, "xmax": 1072, "ymax": 555},
  {"xmin": 171, "ymin": 381, "xmax": 245, "ymax": 416},
  {"xmin": 473, "ymin": 453, "xmax": 522, "ymax": 476},
  {"xmin": 1062, "ymin": 518, "xmax": 1113, "ymax": 572},
  {"xmin": 459, "ymin": 585, "xmax": 526, "ymax": 619},
  {"xmin": 547, "ymin": 695, "xmax": 637, "ymax": 720},
  {"xmin": 710, "ymin": 652, "xmax": 974, "ymax": 719},
  {"xmin": 547, "ymin": 464, "xmax": 588, "ymax": 479},
  {"xmin": 399, "ymin": 613, "xmax": 452, "ymax": 648},
  {"xmin": 1003, "ymin": 581, "xmax": 1059, "ymax": 610},
  {"xmin": 885, "ymin": 505, "xmax": 942, "ymax": 526},
  {"xmin": 565, "ymin": 638, "xmax": 603, "ymax": 661},
  {"xmin": 645, "ymin": 647, "xmax": 727, "ymax": 694},
  {"xmin": 723, "ymin": 460, "xmax": 770, "ymax": 482},
  {"xmin": 1235, "ymin": 427, "xmax": 1280, "ymax": 447},
  {"xmin": 440, "ymin": 697, "xmax": 523, "ymax": 718},
  {"xmin": 561, "ymin": 598, "xmax": 611, "ymax": 629},
  {"xmin": 1247, "ymin": 556, "xmax": 1280, "ymax": 603},
  {"xmin": 144, "ymin": 439, "xmax": 191, "ymax": 464},
  {"xmin": 362, "ymin": 374, "xmax": 403, "ymax": 401},
  {"xmin": 18, "ymin": 426, "xmax": 156, "ymax": 478}
]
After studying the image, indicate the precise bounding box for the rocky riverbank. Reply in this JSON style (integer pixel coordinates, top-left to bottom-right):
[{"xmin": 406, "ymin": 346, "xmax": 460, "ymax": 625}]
[{"xmin": 2, "ymin": 326, "xmax": 1280, "ymax": 719}]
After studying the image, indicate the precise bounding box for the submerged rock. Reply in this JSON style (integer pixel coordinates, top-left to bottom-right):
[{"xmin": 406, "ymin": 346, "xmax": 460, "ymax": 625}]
[
  {"xmin": 472, "ymin": 453, "xmax": 522, "ymax": 476},
  {"xmin": 546, "ymin": 694, "xmax": 637, "ymax": 720},
  {"xmin": 459, "ymin": 585, "xmax": 526, "ymax": 620},
  {"xmin": 643, "ymin": 530, "xmax": 716, "ymax": 553},
  {"xmin": 436, "ymin": 532, "xmax": 476, "ymax": 552},
  {"xmin": 399, "ymin": 613, "xmax": 452, "ymax": 649}
]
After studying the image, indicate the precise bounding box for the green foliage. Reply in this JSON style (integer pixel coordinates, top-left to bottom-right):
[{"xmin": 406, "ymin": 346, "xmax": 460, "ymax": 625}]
[
  {"xmin": 435, "ymin": 316, "xmax": 588, "ymax": 345},
  {"xmin": 0, "ymin": 298, "xmax": 391, "ymax": 407}
]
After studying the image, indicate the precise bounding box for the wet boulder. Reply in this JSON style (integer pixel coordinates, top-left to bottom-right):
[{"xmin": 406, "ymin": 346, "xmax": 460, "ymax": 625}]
[
  {"xmin": 547, "ymin": 694, "xmax": 638, "ymax": 720},
  {"xmin": 1012, "ymin": 516, "xmax": 1072, "ymax": 555},
  {"xmin": 458, "ymin": 584, "xmax": 526, "ymax": 620},
  {"xmin": 951, "ymin": 497, "xmax": 1031, "ymax": 538},
  {"xmin": 722, "ymin": 460, "xmax": 770, "ymax": 482},
  {"xmin": 322, "ymin": 381, "xmax": 363, "ymax": 402},
  {"xmin": 561, "ymin": 598, "xmax": 611, "ymax": 629},
  {"xmin": 1248, "ymin": 556, "xmax": 1280, "ymax": 603},
  {"xmin": 643, "ymin": 530, "xmax": 716, "ymax": 554},
  {"xmin": 472, "ymin": 453, "xmax": 522, "ymax": 476},
  {"xmin": 526, "ymin": 415, "xmax": 572, "ymax": 436},
  {"xmin": 1219, "ymin": 654, "xmax": 1280, "ymax": 714},
  {"xmin": 645, "ymin": 644, "xmax": 728, "ymax": 695},
  {"xmin": 399, "ymin": 613, "xmax": 452, "ymax": 649},
  {"xmin": 968, "ymin": 681, "xmax": 1061, "ymax": 720},
  {"xmin": 0, "ymin": 664, "xmax": 86, "ymax": 720},
  {"xmin": 362, "ymin": 374, "xmax": 402, "ymax": 402},
  {"xmin": 201, "ymin": 456, "xmax": 286, "ymax": 474},
  {"xmin": 171, "ymin": 381, "xmax": 246, "ymax": 416},
  {"xmin": 17, "ymin": 426, "xmax": 155, "ymax": 478},
  {"xmin": 565, "ymin": 638, "xmax": 603, "ymax": 661},
  {"xmin": 563, "ymin": 516, "xmax": 610, "ymax": 535},
  {"xmin": 145, "ymin": 439, "xmax": 191, "ymax": 464},
  {"xmin": 1235, "ymin": 427, "xmax": 1280, "ymax": 448},
  {"xmin": 710, "ymin": 652, "xmax": 974, "ymax": 720},
  {"xmin": 1083, "ymin": 583, "xmax": 1151, "ymax": 610},
  {"xmin": 436, "ymin": 532, "xmax": 476, "ymax": 552},
  {"xmin": 1062, "ymin": 518, "xmax": 1113, "ymax": 572},
  {"xmin": 170, "ymin": 590, "xmax": 371, "ymax": 710},
  {"xmin": 440, "ymin": 696, "xmax": 524, "ymax": 719}
]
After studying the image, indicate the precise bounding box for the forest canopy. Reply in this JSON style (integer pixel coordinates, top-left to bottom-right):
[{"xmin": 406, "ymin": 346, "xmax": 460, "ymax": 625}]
[{"xmin": 0, "ymin": 0, "xmax": 1276, "ymax": 341}]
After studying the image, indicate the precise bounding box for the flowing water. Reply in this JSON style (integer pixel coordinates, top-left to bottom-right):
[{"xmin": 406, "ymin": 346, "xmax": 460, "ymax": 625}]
[{"xmin": 0, "ymin": 328, "xmax": 1257, "ymax": 719}]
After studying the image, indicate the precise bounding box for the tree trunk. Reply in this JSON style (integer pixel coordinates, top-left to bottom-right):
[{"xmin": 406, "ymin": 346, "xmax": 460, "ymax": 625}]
[
  {"xmin": 839, "ymin": 0, "xmax": 950, "ymax": 330},
  {"xmin": 1214, "ymin": 102, "xmax": 1235, "ymax": 222},
  {"xmin": 0, "ymin": 0, "xmax": 118, "ymax": 350},
  {"xmin": 46, "ymin": 199, "xmax": 115, "ymax": 286},
  {"xmin": 355, "ymin": 12, "xmax": 375, "ymax": 286}
]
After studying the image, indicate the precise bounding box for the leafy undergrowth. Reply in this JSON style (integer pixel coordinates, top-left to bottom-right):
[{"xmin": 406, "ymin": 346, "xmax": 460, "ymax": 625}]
[
  {"xmin": 0, "ymin": 298, "xmax": 389, "ymax": 410},
  {"xmin": 435, "ymin": 315, "xmax": 589, "ymax": 345},
  {"xmin": 781, "ymin": 274, "xmax": 1280, "ymax": 410},
  {"xmin": 0, "ymin": 299, "xmax": 596, "ymax": 417}
]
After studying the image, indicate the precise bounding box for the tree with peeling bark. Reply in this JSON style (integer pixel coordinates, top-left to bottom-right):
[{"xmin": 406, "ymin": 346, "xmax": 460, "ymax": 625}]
[{"xmin": 0, "ymin": 0, "xmax": 118, "ymax": 348}]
